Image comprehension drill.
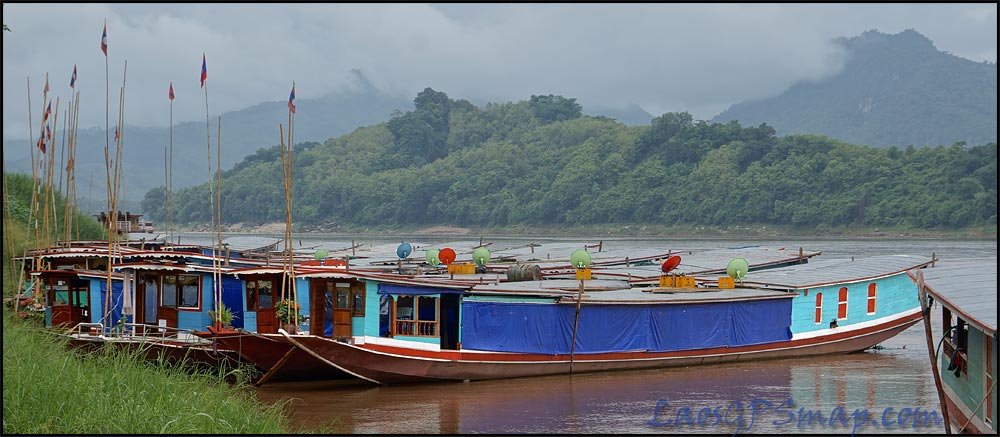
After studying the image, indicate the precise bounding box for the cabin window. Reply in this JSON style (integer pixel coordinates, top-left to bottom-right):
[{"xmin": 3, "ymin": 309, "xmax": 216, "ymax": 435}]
[
  {"xmin": 814, "ymin": 292, "xmax": 823, "ymax": 324},
  {"xmin": 392, "ymin": 295, "xmax": 439, "ymax": 337},
  {"xmin": 955, "ymin": 318, "xmax": 968, "ymax": 351},
  {"xmin": 161, "ymin": 276, "xmax": 177, "ymax": 308},
  {"xmin": 352, "ymin": 289, "xmax": 365, "ymax": 317},
  {"xmin": 837, "ymin": 287, "xmax": 848, "ymax": 320},
  {"xmin": 246, "ymin": 279, "xmax": 274, "ymax": 311},
  {"xmin": 161, "ymin": 274, "xmax": 201, "ymax": 310},
  {"xmin": 866, "ymin": 283, "xmax": 877, "ymax": 315}
]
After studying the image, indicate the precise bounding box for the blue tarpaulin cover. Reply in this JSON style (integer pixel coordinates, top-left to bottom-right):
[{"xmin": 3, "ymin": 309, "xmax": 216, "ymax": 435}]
[
  {"xmin": 378, "ymin": 283, "xmax": 462, "ymax": 296},
  {"xmin": 460, "ymin": 299, "xmax": 792, "ymax": 354}
]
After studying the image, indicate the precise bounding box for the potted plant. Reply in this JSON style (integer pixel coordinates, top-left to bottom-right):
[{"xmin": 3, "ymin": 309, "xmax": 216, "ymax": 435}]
[
  {"xmin": 275, "ymin": 299, "xmax": 303, "ymax": 334},
  {"xmin": 208, "ymin": 304, "xmax": 237, "ymax": 333}
]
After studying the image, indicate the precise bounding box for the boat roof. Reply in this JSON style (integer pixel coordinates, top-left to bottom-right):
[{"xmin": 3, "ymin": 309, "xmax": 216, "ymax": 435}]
[
  {"xmin": 469, "ymin": 279, "xmax": 792, "ymax": 303},
  {"xmin": 913, "ymin": 258, "xmax": 996, "ymax": 335},
  {"xmin": 728, "ymin": 254, "xmax": 932, "ymax": 290}
]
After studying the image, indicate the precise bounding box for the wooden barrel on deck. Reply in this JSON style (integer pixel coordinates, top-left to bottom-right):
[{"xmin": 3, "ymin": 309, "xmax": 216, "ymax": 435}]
[{"xmin": 506, "ymin": 264, "xmax": 542, "ymax": 282}]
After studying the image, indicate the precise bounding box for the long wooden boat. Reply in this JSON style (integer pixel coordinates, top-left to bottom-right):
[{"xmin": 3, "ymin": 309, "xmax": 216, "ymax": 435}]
[
  {"xmin": 258, "ymin": 254, "xmax": 932, "ymax": 385},
  {"xmin": 910, "ymin": 258, "xmax": 997, "ymax": 434}
]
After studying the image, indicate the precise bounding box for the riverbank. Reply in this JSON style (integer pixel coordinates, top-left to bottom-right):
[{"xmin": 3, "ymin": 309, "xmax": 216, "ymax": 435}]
[
  {"xmin": 1, "ymin": 309, "xmax": 292, "ymax": 434},
  {"xmin": 173, "ymin": 221, "xmax": 997, "ymax": 240}
]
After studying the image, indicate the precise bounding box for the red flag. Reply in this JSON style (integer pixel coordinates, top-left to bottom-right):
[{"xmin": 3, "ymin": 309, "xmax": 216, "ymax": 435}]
[
  {"xmin": 43, "ymin": 102, "xmax": 52, "ymax": 122},
  {"xmin": 101, "ymin": 22, "xmax": 108, "ymax": 56},
  {"xmin": 44, "ymin": 76, "xmax": 50, "ymax": 94},
  {"xmin": 288, "ymin": 83, "xmax": 296, "ymax": 114},
  {"xmin": 200, "ymin": 54, "xmax": 207, "ymax": 88},
  {"xmin": 46, "ymin": 124, "xmax": 52, "ymax": 141},
  {"xmin": 169, "ymin": 82, "xmax": 175, "ymax": 101},
  {"xmin": 37, "ymin": 135, "xmax": 46, "ymax": 154}
]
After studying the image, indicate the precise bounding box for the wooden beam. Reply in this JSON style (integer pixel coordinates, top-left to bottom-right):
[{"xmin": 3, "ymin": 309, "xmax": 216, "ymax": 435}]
[{"xmin": 253, "ymin": 346, "xmax": 296, "ymax": 386}]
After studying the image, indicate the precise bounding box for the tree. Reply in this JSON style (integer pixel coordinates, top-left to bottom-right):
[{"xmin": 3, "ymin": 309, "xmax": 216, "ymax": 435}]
[{"xmin": 528, "ymin": 94, "xmax": 582, "ymax": 124}]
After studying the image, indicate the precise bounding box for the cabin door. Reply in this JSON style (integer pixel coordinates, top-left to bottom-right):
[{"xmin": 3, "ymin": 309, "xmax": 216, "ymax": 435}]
[
  {"xmin": 332, "ymin": 283, "xmax": 353, "ymax": 338},
  {"xmin": 134, "ymin": 279, "xmax": 146, "ymax": 333},
  {"xmin": 439, "ymin": 294, "xmax": 460, "ymax": 350},
  {"xmin": 309, "ymin": 280, "xmax": 353, "ymax": 337}
]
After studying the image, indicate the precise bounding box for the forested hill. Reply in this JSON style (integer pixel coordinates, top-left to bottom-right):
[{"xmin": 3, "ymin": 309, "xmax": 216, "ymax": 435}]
[
  {"xmin": 713, "ymin": 29, "xmax": 997, "ymax": 148},
  {"xmin": 143, "ymin": 88, "xmax": 997, "ymax": 231}
]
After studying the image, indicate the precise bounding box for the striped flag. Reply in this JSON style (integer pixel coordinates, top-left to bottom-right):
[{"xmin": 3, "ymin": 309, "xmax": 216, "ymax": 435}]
[
  {"xmin": 169, "ymin": 82, "xmax": 175, "ymax": 101},
  {"xmin": 200, "ymin": 54, "xmax": 207, "ymax": 88},
  {"xmin": 101, "ymin": 22, "xmax": 108, "ymax": 56},
  {"xmin": 44, "ymin": 76, "xmax": 50, "ymax": 94},
  {"xmin": 37, "ymin": 135, "xmax": 46, "ymax": 154},
  {"xmin": 43, "ymin": 102, "xmax": 52, "ymax": 122},
  {"xmin": 288, "ymin": 83, "xmax": 296, "ymax": 114},
  {"xmin": 70, "ymin": 64, "xmax": 77, "ymax": 88}
]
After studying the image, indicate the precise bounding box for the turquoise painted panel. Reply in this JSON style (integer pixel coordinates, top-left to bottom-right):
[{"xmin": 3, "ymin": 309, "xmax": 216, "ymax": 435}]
[
  {"xmin": 789, "ymin": 272, "xmax": 918, "ymax": 334},
  {"xmin": 464, "ymin": 295, "xmax": 556, "ymax": 303},
  {"xmin": 45, "ymin": 307, "xmax": 52, "ymax": 326},
  {"xmin": 394, "ymin": 335, "xmax": 439, "ymax": 345},
  {"xmin": 89, "ymin": 278, "xmax": 103, "ymax": 324},
  {"xmin": 244, "ymin": 311, "xmax": 258, "ymax": 332},
  {"xmin": 364, "ymin": 281, "xmax": 380, "ymax": 337},
  {"xmin": 177, "ymin": 310, "xmax": 205, "ymax": 331},
  {"xmin": 352, "ymin": 316, "xmax": 364, "ymax": 335},
  {"xmin": 295, "ymin": 278, "xmax": 310, "ymax": 315}
]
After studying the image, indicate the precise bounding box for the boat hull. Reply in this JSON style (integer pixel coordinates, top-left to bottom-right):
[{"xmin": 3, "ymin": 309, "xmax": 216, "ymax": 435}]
[
  {"xmin": 268, "ymin": 310, "xmax": 923, "ymax": 385},
  {"xmin": 195, "ymin": 330, "xmax": 347, "ymax": 381},
  {"xmin": 66, "ymin": 335, "xmax": 240, "ymax": 370}
]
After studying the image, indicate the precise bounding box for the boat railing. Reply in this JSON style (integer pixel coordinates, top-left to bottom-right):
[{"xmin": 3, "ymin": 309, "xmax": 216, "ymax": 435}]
[
  {"xmin": 64, "ymin": 321, "xmax": 199, "ymax": 341},
  {"xmin": 394, "ymin": 319, "xmax": 438, "ymax": 337},
  {"xmin": 64, "ymin": 322, "xmax": 105, "ymax": 337}
]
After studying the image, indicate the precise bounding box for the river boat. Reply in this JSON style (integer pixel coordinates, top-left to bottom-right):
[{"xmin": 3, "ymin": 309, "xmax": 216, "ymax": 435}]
[{"xmin": 239, "ymin": 254, "xmax": 932, "ymax": 385}]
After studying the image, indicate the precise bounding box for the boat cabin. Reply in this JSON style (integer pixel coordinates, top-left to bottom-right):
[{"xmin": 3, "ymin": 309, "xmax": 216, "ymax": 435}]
[{"xmin": 914, "ymin": 259, "xmax": 997, "ymax": 434}]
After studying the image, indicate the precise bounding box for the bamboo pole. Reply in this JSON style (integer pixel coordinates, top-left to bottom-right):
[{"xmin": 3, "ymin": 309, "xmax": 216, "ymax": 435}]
[
  {"xmin": 917, "ymin": 270, "xmax": 952, "ymax": 434},
  {"xmin": 287, "ymin": 83, "xmax": 297, "ymax": 325},
  {"xmin": 215, "ymin": 115, "xmax": 223, "ymax": 324},
  {"xmin": 168, "ymin": 87, "xmax": 174, "ymax": 244},
  {"xmin": 202, "ymin": 55, "xmax": 220, "ymax": 325},
  {"xmin": 569, "ymin": 275, "xmax": 586, "ymax": 373}
]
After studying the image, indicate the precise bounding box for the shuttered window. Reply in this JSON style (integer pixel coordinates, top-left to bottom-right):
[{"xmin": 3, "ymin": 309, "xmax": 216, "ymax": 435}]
[{"xmin": 837, "ymin": 287, "xmax": 848, "ymax": 320}]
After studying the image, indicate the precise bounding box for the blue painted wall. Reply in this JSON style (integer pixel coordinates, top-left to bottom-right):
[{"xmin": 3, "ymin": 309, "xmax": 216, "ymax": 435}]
[
  {"xmin": 176, "ymin": 272, "xmax": 213, "ymax": 331},
  {"xmin": 243, "ymin": 312, "xmax": 258, "ymax": 332},
  {"xmin": 789, "ymin": 272, "xmax": 918, "ymax": 334},
  {"xmin": 363, "ymin": 280, "xmax": 380, "ymax": 337}
]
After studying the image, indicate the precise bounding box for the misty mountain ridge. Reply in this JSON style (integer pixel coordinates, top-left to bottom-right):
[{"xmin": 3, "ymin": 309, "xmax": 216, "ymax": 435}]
[
  {"xmin": 713, "ymin": 29, "xmax": 997, "ymax": 148},
  {"xmin": 2, "ymin": 69, "xmax": 652, "ymax": 202}
]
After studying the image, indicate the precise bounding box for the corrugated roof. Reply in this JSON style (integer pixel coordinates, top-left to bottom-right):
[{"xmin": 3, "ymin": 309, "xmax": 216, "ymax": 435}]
[
  {"xmin": 916, "ymin": 258, "xmax": 996, "ymax": 333},
  {"xmin": 733, "ymin": 254, "xmax": 932, "ymax": 289}
]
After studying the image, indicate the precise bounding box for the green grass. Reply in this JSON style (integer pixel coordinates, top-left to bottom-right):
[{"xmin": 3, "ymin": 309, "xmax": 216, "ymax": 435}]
[{"xmin": 2, "ymin": 310, "xmax": 291, "ymax": 434}]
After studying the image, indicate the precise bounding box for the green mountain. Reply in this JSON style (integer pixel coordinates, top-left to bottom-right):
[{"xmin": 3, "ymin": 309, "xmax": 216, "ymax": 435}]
[
  {"xmin": 712, "ymin": 29, "xmax": 997, "ymax": 148},
  {"xmin": 144, "ymin": 89, "xmax": 997, "ymax": 231}
]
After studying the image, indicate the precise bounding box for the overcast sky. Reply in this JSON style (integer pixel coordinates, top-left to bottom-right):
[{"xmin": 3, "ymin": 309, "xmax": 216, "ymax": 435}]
[{"xmin": 3, "ymin": 3, "xmax": 996, "ymax": 137}]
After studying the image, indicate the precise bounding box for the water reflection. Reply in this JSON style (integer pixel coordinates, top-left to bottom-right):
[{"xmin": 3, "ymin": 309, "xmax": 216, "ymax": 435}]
[{"xmin": 255, "ymin": 324, "xmax": 943, "ymax": 434}]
